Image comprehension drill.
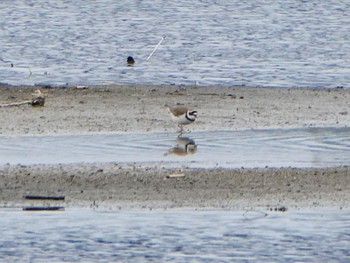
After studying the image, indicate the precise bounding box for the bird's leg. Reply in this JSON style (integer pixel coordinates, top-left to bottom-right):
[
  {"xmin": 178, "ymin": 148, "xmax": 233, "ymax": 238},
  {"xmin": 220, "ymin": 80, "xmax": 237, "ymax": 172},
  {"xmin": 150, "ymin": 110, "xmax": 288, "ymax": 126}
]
[{"xmin": 177, "ymin": 124, "xmax": 184, "ymax": 135}]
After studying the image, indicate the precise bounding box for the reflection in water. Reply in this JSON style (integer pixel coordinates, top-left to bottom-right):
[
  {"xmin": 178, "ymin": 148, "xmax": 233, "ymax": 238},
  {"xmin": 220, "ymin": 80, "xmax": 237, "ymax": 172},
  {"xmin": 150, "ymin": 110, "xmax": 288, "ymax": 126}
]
[
  {"xmin": 0, "ymin": 128, "xmax": 349, "ymax": 168},
  {"xmin": 165, "ymin": 136, "xmax": 197, "ymax": 157}
]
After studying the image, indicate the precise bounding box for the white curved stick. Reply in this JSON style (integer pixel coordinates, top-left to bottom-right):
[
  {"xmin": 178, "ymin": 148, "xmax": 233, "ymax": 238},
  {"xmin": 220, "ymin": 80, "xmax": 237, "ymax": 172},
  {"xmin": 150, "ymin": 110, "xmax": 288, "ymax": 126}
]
[{"xmin": 146, "ymin": 36, "xmax": 166, "ymax": 61}]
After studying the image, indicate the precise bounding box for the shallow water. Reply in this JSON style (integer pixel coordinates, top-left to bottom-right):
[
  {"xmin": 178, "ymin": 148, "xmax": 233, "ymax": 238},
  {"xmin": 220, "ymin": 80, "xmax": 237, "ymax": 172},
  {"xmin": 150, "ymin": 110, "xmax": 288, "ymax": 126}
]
[
  {"xmin": 1, "ymin": 0, "xmax": 350, "ymax": 88},
  {"xmin": 0, "ymin": 127, "xmax": 349, "ymax": 168},
  {"xmin": 0, "ymin": 208, "xmax": 349, "ymax": 262}
]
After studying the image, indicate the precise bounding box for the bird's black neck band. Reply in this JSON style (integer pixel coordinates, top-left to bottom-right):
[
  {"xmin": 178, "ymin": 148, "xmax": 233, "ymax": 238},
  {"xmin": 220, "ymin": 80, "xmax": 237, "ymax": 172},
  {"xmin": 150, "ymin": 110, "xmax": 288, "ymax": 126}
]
[{"xmin": 185, "ymin": 113, "xmax": 195, "ymax": 122}]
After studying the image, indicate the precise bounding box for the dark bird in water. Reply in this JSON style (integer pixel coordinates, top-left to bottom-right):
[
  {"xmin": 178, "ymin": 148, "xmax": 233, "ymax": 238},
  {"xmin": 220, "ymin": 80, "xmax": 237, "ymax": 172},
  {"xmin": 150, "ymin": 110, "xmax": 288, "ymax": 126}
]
[{"xmin": 127, "ymin": 56, "xmax": 135, "ymax": 65}]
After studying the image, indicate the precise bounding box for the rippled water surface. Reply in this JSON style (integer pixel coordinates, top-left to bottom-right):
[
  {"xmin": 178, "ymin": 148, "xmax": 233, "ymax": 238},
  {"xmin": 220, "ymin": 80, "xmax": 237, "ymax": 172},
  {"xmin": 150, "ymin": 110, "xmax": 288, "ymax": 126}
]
[
  {"xmin": 0, "ymin": 209, "xmax": 349, "ymax": 262},
  {"xmin": 0, "ymin": 128, "xmax": 349, "ymax": 168},
  {"xmin": 1, "ymin": 0, "xmax": 350, "ymax": 88}
]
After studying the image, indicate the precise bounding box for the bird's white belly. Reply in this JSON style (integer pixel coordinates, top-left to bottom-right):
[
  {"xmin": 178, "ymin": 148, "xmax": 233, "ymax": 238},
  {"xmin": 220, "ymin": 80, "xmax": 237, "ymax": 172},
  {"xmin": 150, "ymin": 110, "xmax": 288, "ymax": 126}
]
[{"xmin": 172, "ymin": 115, "xmax": 192, "ymax": 125}]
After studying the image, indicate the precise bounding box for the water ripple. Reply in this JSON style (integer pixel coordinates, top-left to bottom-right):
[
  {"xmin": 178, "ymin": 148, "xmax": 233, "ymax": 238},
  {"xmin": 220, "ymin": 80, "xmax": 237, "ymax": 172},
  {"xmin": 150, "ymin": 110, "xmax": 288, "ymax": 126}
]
[
  {"xmin": 1, "ymin": 209, "xmax": 350, "ymax": 262},
  {"xmin": 0, "ymin": 127, "xmax": 349, "ymax": 168},
  {"xmin": 1, "ymin": 0, "xmax": 350, "ymax": 87}
]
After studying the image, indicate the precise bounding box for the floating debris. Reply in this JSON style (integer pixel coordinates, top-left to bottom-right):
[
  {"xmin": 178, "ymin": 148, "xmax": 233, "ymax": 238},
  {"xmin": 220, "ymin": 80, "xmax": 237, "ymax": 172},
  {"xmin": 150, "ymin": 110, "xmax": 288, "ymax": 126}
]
[
  {"xmin": 76, "ymin": 85, "xmax": 89, "ymax": 89},
  {"xmin": 23, "ymin": 206, "xmax": 65, "ymax": 211},
  {"xmin": 0, "ymin": 89, "xmax": 45, "ymax": 108},
  {"xmin": 146, "ymin": 36, "xmax": 166, "ymax": 61},
  {"xmin": 22, "ymin": 195, "xmax": 65, "ymax": 211},
  {"xmin": 166, "ymin": 173, "xmax": 185, "ymax": 178},
  {"xmin": 23, "ymin": 195, "xmax": 65, "ymax": 201},
  {"xmin": 31, "ymin": 89, "xmax": 45, "ymax": 106},
  {"xmin": 270, "ymin": 206, "xmax": 288, "ymax": 212}
]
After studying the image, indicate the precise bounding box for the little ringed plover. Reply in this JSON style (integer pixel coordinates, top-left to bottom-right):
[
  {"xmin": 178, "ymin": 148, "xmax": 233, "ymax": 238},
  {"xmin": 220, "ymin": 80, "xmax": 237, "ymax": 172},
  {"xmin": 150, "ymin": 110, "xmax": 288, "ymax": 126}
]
[{"xmin": 165, "ymin": 105, "xmax": 198, "ymax": 132}]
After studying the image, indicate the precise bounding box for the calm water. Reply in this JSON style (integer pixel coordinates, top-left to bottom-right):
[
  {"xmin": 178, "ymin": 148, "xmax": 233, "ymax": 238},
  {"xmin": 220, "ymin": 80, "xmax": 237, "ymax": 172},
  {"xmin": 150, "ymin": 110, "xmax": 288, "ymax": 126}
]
[
  {"xmin": 0, "ymin": 208, "xmax": 349, "ymax": 262},
  {"xmin": 0, "ymin": 128, "xmax": 349, "ymax": 168},
  {"xmin": 1, "ymin": 0, "xmax": 350, "ymax": 88}
]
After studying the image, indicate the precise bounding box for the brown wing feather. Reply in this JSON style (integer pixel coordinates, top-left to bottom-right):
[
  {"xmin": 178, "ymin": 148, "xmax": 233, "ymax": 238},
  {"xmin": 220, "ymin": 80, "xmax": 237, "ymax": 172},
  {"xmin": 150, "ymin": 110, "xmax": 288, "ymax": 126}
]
[{"xmin": 168, "ymin": 106, "xmax": 189, "ymax": 117}]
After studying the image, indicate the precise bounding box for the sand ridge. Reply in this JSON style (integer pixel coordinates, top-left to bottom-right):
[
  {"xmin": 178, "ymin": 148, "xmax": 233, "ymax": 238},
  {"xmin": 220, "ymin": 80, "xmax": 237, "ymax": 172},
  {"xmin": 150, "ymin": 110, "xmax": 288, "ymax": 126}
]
[
  {"xmin": 0, "ymin": 84, "xmax": 349, "ymax": 135},
  {"xmin": 1, "ymin": 163, "xmax": 349, "ymax": 210}
]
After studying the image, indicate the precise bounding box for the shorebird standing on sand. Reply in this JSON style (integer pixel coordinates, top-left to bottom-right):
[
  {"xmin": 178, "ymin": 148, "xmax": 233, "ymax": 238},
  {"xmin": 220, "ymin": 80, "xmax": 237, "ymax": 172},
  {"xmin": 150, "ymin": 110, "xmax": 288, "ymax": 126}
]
[{"xmin": 165, "ymin": 104, "xmax": 198, "ymax": 133}]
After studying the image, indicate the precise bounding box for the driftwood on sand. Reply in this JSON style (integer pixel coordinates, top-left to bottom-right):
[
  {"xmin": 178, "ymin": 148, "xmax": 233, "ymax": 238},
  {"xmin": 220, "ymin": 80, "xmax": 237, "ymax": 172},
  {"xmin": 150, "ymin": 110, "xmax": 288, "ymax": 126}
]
[{"xmin": 0, "ymin": 89, "xmax": 45, "ymax": 108}]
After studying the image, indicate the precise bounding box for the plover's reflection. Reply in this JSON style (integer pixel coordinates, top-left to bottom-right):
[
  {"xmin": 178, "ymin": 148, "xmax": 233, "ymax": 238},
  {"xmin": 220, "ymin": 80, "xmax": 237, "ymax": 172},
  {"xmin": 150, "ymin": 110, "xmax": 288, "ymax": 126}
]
[{"xmin": 165, "ymin": 136, "xmax": 197, "ymax": 156}]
